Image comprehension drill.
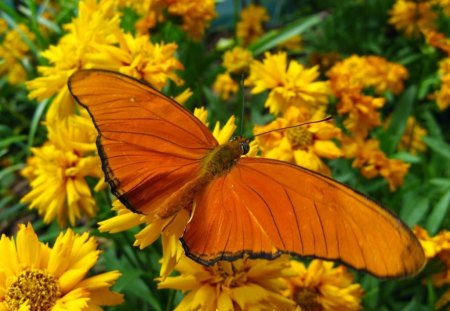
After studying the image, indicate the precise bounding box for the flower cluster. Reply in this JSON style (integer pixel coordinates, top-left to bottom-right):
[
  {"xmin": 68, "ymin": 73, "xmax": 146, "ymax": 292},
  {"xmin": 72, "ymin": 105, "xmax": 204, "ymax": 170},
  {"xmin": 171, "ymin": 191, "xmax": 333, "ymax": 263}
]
[
  {"xmin": 415, "ymin": 227, "xmax": 450, "ymax": 309},
  {"xmin": 0, "ymin": 21, "xmax": 35, "ymax": 84}
]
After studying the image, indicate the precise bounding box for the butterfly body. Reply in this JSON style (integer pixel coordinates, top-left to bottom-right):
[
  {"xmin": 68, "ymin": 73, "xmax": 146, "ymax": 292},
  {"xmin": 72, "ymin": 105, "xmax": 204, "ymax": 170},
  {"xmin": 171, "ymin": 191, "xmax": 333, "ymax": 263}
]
[{"xmin": 69, "ymin": 69, "xmax": 426, "ymax": 278}]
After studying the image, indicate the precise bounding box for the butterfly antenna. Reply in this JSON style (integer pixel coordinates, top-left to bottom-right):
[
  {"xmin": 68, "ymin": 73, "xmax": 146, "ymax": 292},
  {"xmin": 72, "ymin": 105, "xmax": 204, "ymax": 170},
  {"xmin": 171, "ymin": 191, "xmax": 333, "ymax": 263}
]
[
  {"xmin": 239, "ymin": 74, "xmax": 245, "ymax": 136},
  {"xmin": 253, "ymin": 116, "xmax": 333, "ymax": 138}
]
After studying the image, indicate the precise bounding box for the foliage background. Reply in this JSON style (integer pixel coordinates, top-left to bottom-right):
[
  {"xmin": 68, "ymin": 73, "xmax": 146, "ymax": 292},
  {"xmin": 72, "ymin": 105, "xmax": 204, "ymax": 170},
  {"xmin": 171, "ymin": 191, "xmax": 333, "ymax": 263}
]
[{"xmin": 1, "ymin": 0, "xmax": 450, "ymax": 310}]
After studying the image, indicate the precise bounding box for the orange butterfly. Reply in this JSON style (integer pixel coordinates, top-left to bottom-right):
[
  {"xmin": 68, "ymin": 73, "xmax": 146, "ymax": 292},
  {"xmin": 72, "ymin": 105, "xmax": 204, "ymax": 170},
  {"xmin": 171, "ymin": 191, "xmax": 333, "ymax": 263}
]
[{"xmin": 68, "ymin": 70, "xmax": 425, "ymax": 278}]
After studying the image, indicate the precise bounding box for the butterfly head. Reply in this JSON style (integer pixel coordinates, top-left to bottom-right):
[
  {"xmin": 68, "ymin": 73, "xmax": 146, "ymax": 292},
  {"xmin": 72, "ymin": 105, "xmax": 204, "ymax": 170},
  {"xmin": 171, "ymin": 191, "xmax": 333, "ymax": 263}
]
[{"xmin": 230, "ymin": 136, "xmax": 250, "ymax": 156}]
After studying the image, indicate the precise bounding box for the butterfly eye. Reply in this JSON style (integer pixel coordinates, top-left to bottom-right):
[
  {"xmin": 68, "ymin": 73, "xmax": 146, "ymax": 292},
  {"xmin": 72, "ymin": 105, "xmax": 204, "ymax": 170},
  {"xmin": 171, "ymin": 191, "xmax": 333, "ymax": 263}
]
[{"xmin": 240, "ymin": 141, "xmax": 250, "ymax": 155}]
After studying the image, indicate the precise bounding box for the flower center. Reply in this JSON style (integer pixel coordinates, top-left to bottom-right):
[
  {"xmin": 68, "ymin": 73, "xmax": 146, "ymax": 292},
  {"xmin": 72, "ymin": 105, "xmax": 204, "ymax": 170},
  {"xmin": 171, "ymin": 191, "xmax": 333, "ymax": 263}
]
[
  {"xmin": 209, "ymin": 261, "xmax": 248, "ymax": 288},
  {"xmin": 286, "ymin": 127, "xmax": 313, "ymax": 150},
  {"xmin": 5, "ymin": 269, "xmax": 60, "ymax": 311},
  {"xmin": 294, "ymin": 287, "xmax": 323, "ymax": 311}
]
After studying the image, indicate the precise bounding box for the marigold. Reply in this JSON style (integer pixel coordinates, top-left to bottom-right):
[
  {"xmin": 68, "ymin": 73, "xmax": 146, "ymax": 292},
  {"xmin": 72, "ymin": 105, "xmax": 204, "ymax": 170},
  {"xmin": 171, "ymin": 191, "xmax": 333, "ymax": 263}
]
[
  {"xmin": 158, "ymin": 255, "xmax": 296, "ymax": 310},
  {"xmin": 98, "ymin": 108, "xmax": 238, "ymax": 277},
  {"xmin": 344, "ymin": 137, "xmax": 410, "ymax": 191},
  {"xmin": 414, "ymin": 227, "xmax": 450, "ymax": 309},
  {"xmin": 236, "ymin": 4, "xmax": 269, "ymax": 46},
  {"xmin": 222, "ymin": 46, "xmax": 253, "ymax": 74},
  {"xmin": 327, "ymin": 55, "xmax": 408, "ymax": 95},
  {"xmin": 0, "ymin": 223, "xmax": 123, "ymax": 310},
  {"xmin": 388, "ymin": 0, "xmax": 436, "ymax": 37},
  {"xmin": 424, "ymin": 30, "xmax": 450, "ymax": 55},
  {"xmin": 254, "ymin": 106, "xmax": 342, "ymax": 176},
  {"xmin": 21, "ymin": 113, "xmax": 103, "ymax": 226},
  {"xmin": 0, "ymin": 23, "xmax": 35, "ymax": 84},
  {"xmin": 285, "ymin": 260, "xmax": 363, "ymax": 311},
  {"xmin": 246, "ymin": 52, "xmax": 329, "ymax": 115},
  {"xmin": 163, "ymin": 0, "xmax": 216, "ymax": 40},
  {"xmin": 397, "ymin": 117, "xmax": 427, "ymax": 154},
  {"xmin": 213, "ymin": 72, "xmax": 239, "ymax": 100}
]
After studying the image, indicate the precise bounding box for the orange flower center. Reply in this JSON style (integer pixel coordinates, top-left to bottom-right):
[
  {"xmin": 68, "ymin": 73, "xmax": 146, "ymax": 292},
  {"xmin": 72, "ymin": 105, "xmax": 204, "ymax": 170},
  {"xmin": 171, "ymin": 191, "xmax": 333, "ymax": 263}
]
[
  {"xmin": 5, "ymin": 269, "xmax": 60, "ymax": 311},
  {"xmin": 286, "ymin": 127, "xmax": 313, "ymax": 150},
  {"xmin": 293, "ymin": 287, "xmax": 322, "ymax": 311}
]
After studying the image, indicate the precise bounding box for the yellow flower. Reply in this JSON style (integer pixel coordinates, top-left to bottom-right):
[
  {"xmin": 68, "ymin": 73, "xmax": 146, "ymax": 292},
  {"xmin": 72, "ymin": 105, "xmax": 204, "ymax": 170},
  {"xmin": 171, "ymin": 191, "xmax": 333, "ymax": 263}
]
[
  {"xmin": 158, "ymin": 255, "xmax": 296, "ymax": 310},
  {"xmin": 434, "ymin": 0, "xmax": 450, "ymax": 16},
  {"xmin": 222, "ymin": 46, "xmax": 253, "ymax": 74},
  {"xmin": 98, "ymin": 108, "xmax": 237, "ymax": 277},
  {"xmin": 213, "ymin": 72, "xmax": 239, "ymax": 100},
  {"xmin": 397, "ymin": 117, "xmax": 427, "ymax": 154},
  {"xmin": 0, "ymin": 23, "xmax": 35, "ymax": 84},
  {"xmin": 345, "ymin": 137, "xmax": 410, "ymax": 191},
  {"xmin": 414, "ymin": 227, "xmax": 450, "ymax": 309},
  {"xmin": 85, "ymin": 30, "xmax": 184, "ymax": 90},
  {"xmin": 246, "ymin": 52, "xmax": 329, "ymax": 115},
  {"xmin": 285, "ymin": 260, "xmax": 363, "ymax": 311},
  {"xmin": 277, "ymin": 35, "xmax": 303, "ymax": 52},
  {"xmin": 26, "ymin": 0, "xmax": 121, "ymax": 121},
  {"xmin": 0, "ymin": 223, "xmax": 123, "ymax": 310},
  {"xmin": 163, "ymin": 0, "xmax": 216, "ymax": 40},
  {"xmin": 21, "ymin": 113, "xmax": 103, "ymax": 226},
  {"xmin": 254, "ymin": 106, "xmax": 342, "ymax": 176},
  {"xmin": 388, "ymin": 0, "xmax": 436, "ymax": 37},
  {"xmin": 236, "ymin": 4, "xmax": 269, "ymax": 46}
]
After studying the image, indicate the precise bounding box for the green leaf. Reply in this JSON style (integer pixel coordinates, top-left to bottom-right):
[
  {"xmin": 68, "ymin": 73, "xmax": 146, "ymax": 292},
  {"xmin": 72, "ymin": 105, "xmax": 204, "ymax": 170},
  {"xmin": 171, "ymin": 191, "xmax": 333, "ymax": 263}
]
[
  {"xmin": 27, "ymin": 99, "xmax": 48, "ymax": 150},
  {"xmin": 426, "ymin": 190, "xmax": 450, "ymax": 235},
  {"xmin": 391, "ymin": 152, "xmax": 421, "ymax": 164},
  {"xmin": 400, "ymin": 197, "xmax": 429, "ymax": 227},
  {"xmin": 384, "ymin": 86, "xmax": 416, "ymax": 154},
  {"xmin": 248, "ymin": 13, "xmax": 324, "ymax": 56},
  {"xmin": 422, "ymin": 136, "xmax": 450, "ymax": 160}
]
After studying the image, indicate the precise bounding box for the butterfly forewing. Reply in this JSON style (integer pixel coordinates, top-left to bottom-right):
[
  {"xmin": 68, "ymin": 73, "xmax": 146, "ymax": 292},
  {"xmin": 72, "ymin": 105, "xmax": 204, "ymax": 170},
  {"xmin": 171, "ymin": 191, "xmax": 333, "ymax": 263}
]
[{"xmin": 69, "ymin": 70, "xmax": 218, "ymax": 214}]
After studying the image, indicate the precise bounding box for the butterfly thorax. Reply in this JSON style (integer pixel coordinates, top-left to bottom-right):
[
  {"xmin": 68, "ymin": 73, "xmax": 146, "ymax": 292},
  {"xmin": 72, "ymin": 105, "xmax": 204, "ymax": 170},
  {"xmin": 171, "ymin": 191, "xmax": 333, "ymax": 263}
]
[
  {"xmin": 155, "ymin": 137, "xmax": 249, "ymax": 219},
  {"xmin": 202, "ymin": 136, "xmax": 249, "ymax": 178}
]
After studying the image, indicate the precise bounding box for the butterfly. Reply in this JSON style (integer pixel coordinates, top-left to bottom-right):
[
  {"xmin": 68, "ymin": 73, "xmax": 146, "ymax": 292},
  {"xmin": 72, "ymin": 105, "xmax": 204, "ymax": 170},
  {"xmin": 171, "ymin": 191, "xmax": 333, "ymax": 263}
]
[{"xmin": 68, "ymin": 69, "xmax": 425, "ymax": 278}]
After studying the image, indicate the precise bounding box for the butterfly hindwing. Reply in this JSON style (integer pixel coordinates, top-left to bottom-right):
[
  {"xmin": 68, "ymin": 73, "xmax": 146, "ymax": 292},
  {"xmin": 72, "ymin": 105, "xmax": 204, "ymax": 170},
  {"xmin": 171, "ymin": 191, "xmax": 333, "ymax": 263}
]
[{"xmin": 182, "ymin": 157, "xmax": 425, "ymax": 278}]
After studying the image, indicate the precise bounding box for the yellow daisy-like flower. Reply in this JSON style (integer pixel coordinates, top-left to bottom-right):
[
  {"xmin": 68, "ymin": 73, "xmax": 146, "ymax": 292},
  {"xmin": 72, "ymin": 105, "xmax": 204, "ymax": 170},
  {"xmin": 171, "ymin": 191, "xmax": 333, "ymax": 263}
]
[
  {"xmin": 344, "ymin": 137, "xmax": 410, "ymax": 191},
  {"xmin": 0, "ymin": 223, "xmax": 123, "ymax": 310},
  {"xmin": 254, "ymin": 106, "xmax": 342, "ymax": 176},
  {"xmin": 26, "ymin": 0, "xmax": 121, "ymax": 121},
  {"xmin": 414, "ymin": 226, "xmax": 450, "ymax": 309},
  {"xmin": 246, "ymin": 52, "xmax": 329, "ymax": 115},
  {"xmin": 85, "ymin": 30, "xmax": 184, "ymax": 90},
  {"xmin": 98, "ymin": 108, "xmax": 237, "ymax": 277},
  {"xmin": 285, "ymin": 260, "xmax": 363, "ymax": 311},
  {"xmin": 163, "ymin": 0, "xmax": 216, "ymax": 40},
  {"xmin": 0, "ymin": 23, "xmax": 35, "ymax": 84},
  {"xmin": 158, "ymin": 255, "xmax": 296, "ymax": 310},
  {"xmin": 21, "ymin": 113, "xmax": 103, "ymax": 226},
  {"xmin": 222, "ymin": 46, "xmax": 253, "ymax": 74},
  {"xmin": 397, "ymin": 116, "xmax": 427, "ymax": 154},
  {"xmin": 388, "ymin": 0, "xmax": 436, "ymax": 37},
  {"xmin": 236, "ymin": 4, "xmax": 269, "ymax": 46},
  {"xmin": 213, "ymin": 72, "xmax": 239, "ymax": 100}
]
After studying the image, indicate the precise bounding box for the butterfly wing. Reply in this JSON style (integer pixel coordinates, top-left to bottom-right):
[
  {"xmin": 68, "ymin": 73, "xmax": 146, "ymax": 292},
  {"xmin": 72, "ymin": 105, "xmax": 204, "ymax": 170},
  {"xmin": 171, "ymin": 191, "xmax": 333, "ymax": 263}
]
[
  {"xmin": 69, "ymin": 70, "xmax": 218, "ymax": 214},
  {"xmin": 182, "ymin": 157, "xmax": 425, "ymax": 278}
]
